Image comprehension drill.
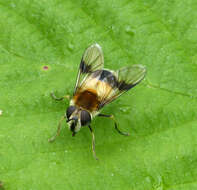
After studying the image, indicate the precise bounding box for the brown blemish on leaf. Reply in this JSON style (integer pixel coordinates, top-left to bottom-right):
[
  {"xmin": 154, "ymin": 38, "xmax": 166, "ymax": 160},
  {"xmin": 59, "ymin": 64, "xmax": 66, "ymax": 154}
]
[{"xmin": 43, "ymin": 66, "xmax": 49, "ymax": 70}]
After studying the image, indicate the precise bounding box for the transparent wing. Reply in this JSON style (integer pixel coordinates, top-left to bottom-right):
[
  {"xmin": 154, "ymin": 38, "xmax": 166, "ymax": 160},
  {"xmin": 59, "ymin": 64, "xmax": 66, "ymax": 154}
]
[
  {"xmin": 116, "ymin": 64, "xmax": 146, "ymax": 91},
  {"xmin": 74, "ymin": 43, "xmax": 104, "ymax": 95},
  {"xmin": 99, "ymin": 64, "xmax": 146, "ymax": 109}
]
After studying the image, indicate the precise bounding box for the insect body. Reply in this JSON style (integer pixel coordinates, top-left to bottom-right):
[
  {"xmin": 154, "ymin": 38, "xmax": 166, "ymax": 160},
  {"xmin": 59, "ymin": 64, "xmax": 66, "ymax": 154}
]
[{"xmin": 49, "ymin": 44, "xmax": 146, "ymax": 160}]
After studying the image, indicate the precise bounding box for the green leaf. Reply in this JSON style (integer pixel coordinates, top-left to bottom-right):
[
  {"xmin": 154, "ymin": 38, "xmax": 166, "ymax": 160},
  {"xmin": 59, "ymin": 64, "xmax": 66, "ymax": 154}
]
[{"xmin": 0, "ymin": 0, "xmax": 197, "ymax": 189}]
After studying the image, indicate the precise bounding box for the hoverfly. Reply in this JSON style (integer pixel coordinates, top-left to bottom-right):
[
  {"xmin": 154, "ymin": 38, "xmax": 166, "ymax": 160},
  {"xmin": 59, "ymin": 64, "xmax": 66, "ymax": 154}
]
[{"xmin": 49, "ymin": 44, "xmax": 146, "ymax": 160}]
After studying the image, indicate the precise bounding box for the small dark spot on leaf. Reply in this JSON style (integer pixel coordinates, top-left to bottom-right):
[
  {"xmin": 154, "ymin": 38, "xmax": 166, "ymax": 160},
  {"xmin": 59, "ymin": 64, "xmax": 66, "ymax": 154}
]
[{"xmin": 43, "ymin": 66, "xmax": 49, "ymax": 70}]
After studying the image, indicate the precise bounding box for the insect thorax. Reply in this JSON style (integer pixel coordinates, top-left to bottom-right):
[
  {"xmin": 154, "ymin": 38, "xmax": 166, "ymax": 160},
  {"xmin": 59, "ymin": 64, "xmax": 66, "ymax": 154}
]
[{"xmin": 73, "ymin": 89, "xmax": 100, "ymax": 111}]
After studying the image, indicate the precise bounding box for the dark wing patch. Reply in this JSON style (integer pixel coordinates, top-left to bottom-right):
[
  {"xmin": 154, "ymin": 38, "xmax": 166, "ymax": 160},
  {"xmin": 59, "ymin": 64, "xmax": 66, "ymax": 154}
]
[
  {"xmin": 118, "ymin": 81, "xmax": 137, "ymax": 91},
  {"xmin": 80, "ymin": 60, "xmax": 91, "ymax": 73},
  {"xmin": 74, "ymin": 44, "xmax": 104, "ymax": 95}
]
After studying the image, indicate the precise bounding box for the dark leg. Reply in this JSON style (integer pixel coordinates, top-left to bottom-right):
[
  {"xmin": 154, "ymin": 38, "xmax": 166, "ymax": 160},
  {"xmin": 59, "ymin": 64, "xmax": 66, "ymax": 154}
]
[
  {"xmin": 48, "ymin": 116, "xmax": 66, "ymax": 142},
  {"xmin": 0, "ymin": 181, "xmax": 3, "ymax": 189},
  {"xmin": 88, "ymin": 125, "xmax": 99, "ymax": 160},
  {"xmin": 98, "ymin": 114, "xmax": 130, "ymax": 136},
  {"xmin": 50, "ymin": 92, "xmax": 70, "ymax": 101}
]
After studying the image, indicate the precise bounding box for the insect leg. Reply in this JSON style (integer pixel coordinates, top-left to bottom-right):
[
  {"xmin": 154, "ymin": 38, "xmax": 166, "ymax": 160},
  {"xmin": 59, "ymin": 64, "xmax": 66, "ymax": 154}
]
[
  {"xmin": 0, "ymin": 181, "xmax": 3, "ymax": 189},
  {"xmin": 88, "ymin": 125, "xmax": 99, "ymax": 160},
  {"xmin": 50, "ymin": 92, "xmax": 70, "ymax": 101},
  {"xmin": 48, "ymin": 116, "xmax": 66, "ymax": 142},
  {"xmin": 98, "ymin": 114, "xmax": 130, "ymax": 136}
]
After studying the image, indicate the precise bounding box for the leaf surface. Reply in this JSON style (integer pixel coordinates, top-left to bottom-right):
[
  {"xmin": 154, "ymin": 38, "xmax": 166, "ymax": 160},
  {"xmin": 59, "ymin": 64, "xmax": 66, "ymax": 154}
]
[{"xmin": 0, "ymin": 0, "xmax": 197, "ymax": 189}]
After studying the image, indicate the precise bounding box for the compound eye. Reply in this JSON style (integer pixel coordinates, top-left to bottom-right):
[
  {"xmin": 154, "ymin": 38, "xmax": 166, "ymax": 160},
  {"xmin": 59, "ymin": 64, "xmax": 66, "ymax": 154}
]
[
  {"xmin": 80, "ymin": 110, "xmax": 91, "ymax": 126},
  {"xmin": 66, "ymin": 106, "xmax": 76, "ymax": 119}
]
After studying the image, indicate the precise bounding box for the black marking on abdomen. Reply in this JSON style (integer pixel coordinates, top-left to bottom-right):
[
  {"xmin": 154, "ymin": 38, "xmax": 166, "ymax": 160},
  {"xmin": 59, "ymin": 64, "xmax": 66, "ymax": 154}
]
[
  {"xmin": 93, "ymin": 69, "xmax": 117, "ymax": 88},
  {"xmin": 99, "ymin": 70, "xmax": 111, "ymax": 80}
]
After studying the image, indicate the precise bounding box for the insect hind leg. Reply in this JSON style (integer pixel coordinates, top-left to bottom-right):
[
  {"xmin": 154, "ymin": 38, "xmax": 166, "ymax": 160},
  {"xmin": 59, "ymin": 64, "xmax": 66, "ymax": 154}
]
[
  {"xmin": 88, "ymin": 125, "xmax": 99, "ymax": 160},
  {"xmin": 98, "ymin": 114, "xmax": 130, "ymax": 136}
]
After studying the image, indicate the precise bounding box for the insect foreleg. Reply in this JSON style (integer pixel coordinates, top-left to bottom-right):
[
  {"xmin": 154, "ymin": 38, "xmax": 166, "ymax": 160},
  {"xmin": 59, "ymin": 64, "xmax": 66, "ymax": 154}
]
[
  {"xmin": 48, "ymin": 116, "xmax": 66, "ymax": 142},
  {"xmin": 50, "ymin": 92, "xmax": 70, "ymax": 101},
  {"xmin": 98, "ymin": 114, "xmax": 130, "ymax": 136}
]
